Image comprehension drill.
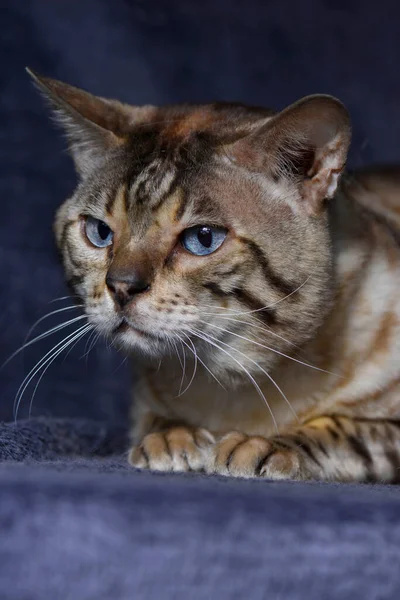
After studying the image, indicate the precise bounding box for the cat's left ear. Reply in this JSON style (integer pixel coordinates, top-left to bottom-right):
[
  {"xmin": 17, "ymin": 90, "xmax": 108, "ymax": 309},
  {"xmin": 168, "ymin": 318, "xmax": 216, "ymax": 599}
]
[
  {"xmin": 227, "ymin": 95, "xmax": 351, "ymax": 215},
  {"xmin": 27, "ymin": 69, "xmax": 137, "ymax": 177}
]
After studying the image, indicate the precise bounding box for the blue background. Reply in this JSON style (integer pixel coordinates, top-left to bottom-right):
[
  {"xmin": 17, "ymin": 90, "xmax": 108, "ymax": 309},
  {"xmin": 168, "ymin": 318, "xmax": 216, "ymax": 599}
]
[{"xmin": 2, "ymin": 0, "xmax": 400, "ymax": 423}]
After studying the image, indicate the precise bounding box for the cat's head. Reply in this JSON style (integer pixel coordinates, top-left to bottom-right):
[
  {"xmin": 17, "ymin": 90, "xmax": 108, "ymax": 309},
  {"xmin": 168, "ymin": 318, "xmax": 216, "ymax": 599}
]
[{"xmin": 30, "ymin": 70, "xmax": 350, "ymax": 380}]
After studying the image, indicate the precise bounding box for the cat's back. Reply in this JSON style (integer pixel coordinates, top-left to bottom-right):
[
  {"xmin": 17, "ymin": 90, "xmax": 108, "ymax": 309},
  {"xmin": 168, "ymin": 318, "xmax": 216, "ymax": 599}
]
[
  {"xmin": 322, "ymin": 166, "xmax": 400, "ymax": 420},
  {"xmin": 343, "ymin": 166, "xmax": 400, "ymax": 232}
]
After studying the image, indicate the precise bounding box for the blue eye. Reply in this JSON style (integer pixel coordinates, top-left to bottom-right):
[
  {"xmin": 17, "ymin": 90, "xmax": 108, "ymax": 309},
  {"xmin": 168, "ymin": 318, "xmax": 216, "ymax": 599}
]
[
  {"xmin": 85, "ymin": 216, "xmax": 113, "ymax": 248},
  {"xmin": 181, "ymin": 226, "xmax": 227, "ymax": 256}
]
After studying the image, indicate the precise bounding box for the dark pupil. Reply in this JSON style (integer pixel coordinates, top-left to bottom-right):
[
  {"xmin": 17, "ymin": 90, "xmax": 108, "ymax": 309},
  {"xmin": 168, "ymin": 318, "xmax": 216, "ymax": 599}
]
[
  {"xmin": 197, "ymin": 227, "xmax": 212, "ymax": 248},
  {"xmin": 97, "ymin": 221, "xmax": 110, "ymax": 241}
]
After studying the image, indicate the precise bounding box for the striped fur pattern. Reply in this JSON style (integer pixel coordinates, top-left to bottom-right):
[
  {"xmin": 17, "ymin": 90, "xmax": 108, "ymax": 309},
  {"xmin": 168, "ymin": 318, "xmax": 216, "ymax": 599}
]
[{"xmin": 32, "ymin": 71, "xmax": 400, "ymax": 482}]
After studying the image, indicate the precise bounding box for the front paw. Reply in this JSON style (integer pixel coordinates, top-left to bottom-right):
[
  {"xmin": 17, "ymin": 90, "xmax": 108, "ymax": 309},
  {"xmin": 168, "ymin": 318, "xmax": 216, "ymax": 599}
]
[
  {"xmin": 129, "ymin": 426, "xmax": 215, "ymax": 473},
  {"xmin": 208, "ymin": 432, "xmax": 303, "ymax": 480}
]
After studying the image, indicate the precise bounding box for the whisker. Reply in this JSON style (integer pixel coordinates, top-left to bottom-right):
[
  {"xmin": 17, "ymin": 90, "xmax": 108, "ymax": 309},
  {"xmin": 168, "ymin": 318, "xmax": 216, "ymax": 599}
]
[
  {"xmin": 24, "ymin": 304, "xmax": 83, "ymax": 345},
  {"xmin": 82, "ymin": 328, "xmax": 103, "ymax": 361},
  {"xmin": 202, "ymin": 312, "xmax": 300, "ymax": 349},
  {"xmin": 14, "ymin": 323, "xmax": 91, "ymax": 421},
  {"xmin": 111, "ymin": 356, "xmax": 128, "ymax": 375},
  {"xmin": 86, "ymin": 332, "xmax": 101, "ymax": 360},
  {"xmin": 62, "ymin": 325, "xmax": 93, "ymax": 363},
  {"xmin": 48, "ymin": 295, "xmax": 81, "ymax": 304},
  {"xmin": 202, "ymin": 303, "xmax": 244, "ymax": 312},
  {"xmin": 180, "ymin": 331, "xmax": 226, "ymax": 392},
  {"xmin": 188, "ymin": 327, "xmax": 280, "ymax": 434},
  {"xmin": 13, "ymin": 323, "xmax": 89, "ymax": 417},
  {"xmin": 86, "ymin": 331, "xmax": 103, "ymax": 360},
  {"xmin": 172, "ymin": 339, "xmax": 186, "ymax": 396},
  {"xmin": 199, "ymin": 319, "xmax": 338, "ymax": 377},
  {"xmin": 201, "ymin": 321, "xmax": 302, "ymax": 420},
  {"xmin": 82, "ymin": 329, "xmax": 98, "ymax": 359},
  {"xmin": 199, "ymin": 323, "xmax": 298, "ymax": 424},
  {"xmin": 204, "ymin": 328, "xmax": 295, "ymax": 424},
  {"xmin": 175, "ymin": 333, "xmax": 197, "ymax": 396},
  {"xmin": 2, "ymin": 314, "xmax": 87, "ymax": 370},
  {"xmin": 178, "ymin": 339, "xmax": 187, "ymax": 396},
  {"xmin": 27, "ymin": 324, "xmax": 92, "ymax": 419},
  {"xmin": 204, "ymin": 275, "xmax": 312, "ymax": 318}
]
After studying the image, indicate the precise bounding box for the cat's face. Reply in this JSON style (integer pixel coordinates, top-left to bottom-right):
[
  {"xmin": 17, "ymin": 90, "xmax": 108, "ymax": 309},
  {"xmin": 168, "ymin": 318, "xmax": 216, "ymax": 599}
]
[{"xmin": 33, "ymin": 73, "xmax": 351, "ymax": 380}]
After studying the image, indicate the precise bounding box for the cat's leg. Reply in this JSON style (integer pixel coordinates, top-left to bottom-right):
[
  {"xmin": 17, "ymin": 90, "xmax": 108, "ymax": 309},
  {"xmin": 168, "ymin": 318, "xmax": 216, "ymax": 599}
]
[
  {"xmin": 129, "ymin": 415, "xmax": 215, "ymax": 473},
  {"xmin": 208, "ymin": 416, "xmax": 400, "ymax": 482}
]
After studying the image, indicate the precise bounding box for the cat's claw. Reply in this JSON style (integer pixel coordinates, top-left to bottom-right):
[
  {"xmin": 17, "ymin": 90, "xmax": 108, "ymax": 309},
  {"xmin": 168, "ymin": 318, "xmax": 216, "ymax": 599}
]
[
  {"xmin": 129, "ymin": 426, "xmax": 215, "ymax": 473},
  {"xmin": 207, "ymin": 431, "xmax": 302, "ymax": 480}
]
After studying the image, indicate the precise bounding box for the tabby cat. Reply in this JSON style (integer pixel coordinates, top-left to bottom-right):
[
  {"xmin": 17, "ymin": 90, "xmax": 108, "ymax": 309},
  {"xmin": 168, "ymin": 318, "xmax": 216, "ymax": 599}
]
[{"xmin": 30, "ymin": 69, "xmax": 400, "ymax": 483}]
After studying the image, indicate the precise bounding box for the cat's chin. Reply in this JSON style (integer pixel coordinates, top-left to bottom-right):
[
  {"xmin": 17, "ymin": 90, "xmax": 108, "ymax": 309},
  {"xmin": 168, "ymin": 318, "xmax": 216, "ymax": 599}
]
[{"xmin": 110, "ymin": 318, "xmax": 169, "ymax": 357}]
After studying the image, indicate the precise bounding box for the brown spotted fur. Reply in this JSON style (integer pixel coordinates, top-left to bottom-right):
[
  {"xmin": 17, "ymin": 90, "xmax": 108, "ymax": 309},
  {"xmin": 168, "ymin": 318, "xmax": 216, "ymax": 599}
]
[{"xmin": 30, "ymin": 69, "xmax": 400, "ymax": 482}]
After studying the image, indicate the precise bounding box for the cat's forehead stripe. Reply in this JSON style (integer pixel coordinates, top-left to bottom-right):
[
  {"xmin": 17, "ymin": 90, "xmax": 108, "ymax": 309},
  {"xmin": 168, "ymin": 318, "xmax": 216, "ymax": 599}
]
[
  {"xmin": 105, "ymin": 181, "xmax": 125, "ymax": 215},
  {"xmin": 127, "ymin": 158, "xmax": 178, "ymax": 211},
  {"xmin": 107, "ymin": 182, "xmax": 130, "ymax": 220}
]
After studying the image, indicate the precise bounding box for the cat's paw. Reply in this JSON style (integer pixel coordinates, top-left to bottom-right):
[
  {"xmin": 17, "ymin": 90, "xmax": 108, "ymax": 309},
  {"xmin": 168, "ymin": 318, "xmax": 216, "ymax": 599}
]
[
  {"xmin": 129, "ymin": 426, "xmax": 215, "ymax": 473},
  {"xmin": 207, "ymin": 431, "xmax": 302, "ymax": 480}
]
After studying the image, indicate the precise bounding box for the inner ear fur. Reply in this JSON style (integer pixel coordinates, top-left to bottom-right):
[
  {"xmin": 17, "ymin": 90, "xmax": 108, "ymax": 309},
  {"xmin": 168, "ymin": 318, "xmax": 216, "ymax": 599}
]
[
  {"xmin": 228, "ymin": 94, "xmax": 351, "ymax": 215},
  {"xmin": 27, "ymin": 69, "xmax": 142, "ymax": 176}
]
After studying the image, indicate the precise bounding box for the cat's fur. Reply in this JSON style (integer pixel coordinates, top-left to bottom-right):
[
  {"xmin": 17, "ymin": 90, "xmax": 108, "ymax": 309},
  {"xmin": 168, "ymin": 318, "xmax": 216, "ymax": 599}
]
[{"xmin": 31, "ymin": 70, "xmax": 400, "ymax": 482}]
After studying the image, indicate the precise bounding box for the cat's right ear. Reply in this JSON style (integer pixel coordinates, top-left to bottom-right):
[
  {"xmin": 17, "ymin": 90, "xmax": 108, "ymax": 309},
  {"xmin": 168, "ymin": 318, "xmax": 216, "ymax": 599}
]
[
  {"xmin": 27, "ymin": 68, "xmax": 135, "ymax": 177},
  {"xmin": 226, "ymin": 95, "xmax": 351, "ymax": 216}
]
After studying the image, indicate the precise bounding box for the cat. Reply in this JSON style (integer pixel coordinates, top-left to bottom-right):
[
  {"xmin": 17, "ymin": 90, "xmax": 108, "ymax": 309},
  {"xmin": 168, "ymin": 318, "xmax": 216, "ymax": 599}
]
[{"xmin": 29, "ymin": 68, "xmax": 400, "ymax": 483}]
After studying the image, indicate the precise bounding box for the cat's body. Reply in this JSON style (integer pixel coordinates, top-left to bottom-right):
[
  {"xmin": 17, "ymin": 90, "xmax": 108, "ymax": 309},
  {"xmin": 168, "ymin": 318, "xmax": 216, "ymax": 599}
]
[
  {"xmin": 132, "ymin": 176, "xmax": 400, "ymax": 481},
  {"xmin": 31, "ymin": 70, "xmax": 400, "ymax": 482}
]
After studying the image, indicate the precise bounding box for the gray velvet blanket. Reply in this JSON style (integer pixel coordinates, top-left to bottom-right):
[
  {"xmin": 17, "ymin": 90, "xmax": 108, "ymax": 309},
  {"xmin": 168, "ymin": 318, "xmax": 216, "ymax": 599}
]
[{"xmin": 1, "ymin": 418, "xmax": 400, "ymax": 600}]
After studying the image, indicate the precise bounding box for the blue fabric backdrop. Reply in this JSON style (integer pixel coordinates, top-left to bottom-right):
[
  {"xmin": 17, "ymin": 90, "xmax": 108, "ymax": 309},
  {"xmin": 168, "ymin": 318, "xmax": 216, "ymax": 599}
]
[
  {"xmin": 1, "ymin": 0, "xmax": 400, "ymax": 423},
  {"xmin": 2, "ymin": 4, "xmax": 400, "ymax": 600}
]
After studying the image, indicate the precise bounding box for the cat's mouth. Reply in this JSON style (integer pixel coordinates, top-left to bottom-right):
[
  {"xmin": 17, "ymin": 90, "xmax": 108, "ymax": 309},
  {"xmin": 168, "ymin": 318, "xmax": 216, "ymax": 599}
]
[{"xmin": 112, "ymin": 317, "xmax": 164, "ymax": 343}]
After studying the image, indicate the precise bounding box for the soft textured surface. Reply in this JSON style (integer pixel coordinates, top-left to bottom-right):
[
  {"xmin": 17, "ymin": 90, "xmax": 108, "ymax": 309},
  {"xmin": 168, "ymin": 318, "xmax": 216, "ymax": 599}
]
[
  {"xmin": 2, "ymin": 1, "xmax": 400, "ymax": 598},
  {"xmin": 0, "ymin": 418, "xmax": 128, "ymax": 462},
  {"xmin": 1, "ymin": 418, "xmax": 400, "ymax": 599},
  {"xmin": 1, "ymin": 418, "xmax": 400, "ymax": 600}
]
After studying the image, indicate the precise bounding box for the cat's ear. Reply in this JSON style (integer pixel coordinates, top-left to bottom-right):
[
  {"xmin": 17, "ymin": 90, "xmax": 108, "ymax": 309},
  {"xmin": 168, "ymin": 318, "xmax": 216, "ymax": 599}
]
[
  {"xmin": 227, "ymin": 95, "xmax": 351, "ymax": 215},
  {"xmin": 27, "ymin": 68, "xmax": 134, "ymax": 176}
]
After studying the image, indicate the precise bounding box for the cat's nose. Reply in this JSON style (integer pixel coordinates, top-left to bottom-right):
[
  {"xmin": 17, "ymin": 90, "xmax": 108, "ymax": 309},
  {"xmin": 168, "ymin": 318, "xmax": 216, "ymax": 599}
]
[{"xmin": 106, "ymin": 270, "xmax": 150, "ymax": 308}]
